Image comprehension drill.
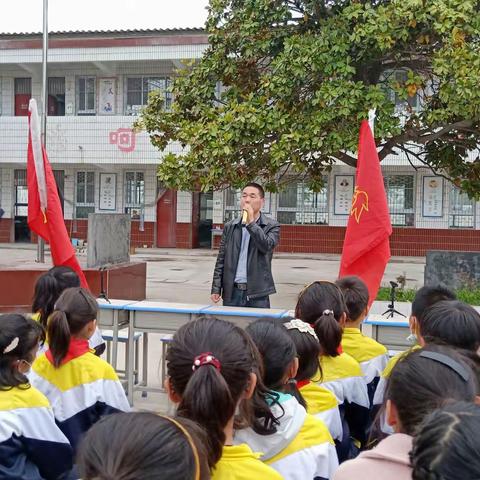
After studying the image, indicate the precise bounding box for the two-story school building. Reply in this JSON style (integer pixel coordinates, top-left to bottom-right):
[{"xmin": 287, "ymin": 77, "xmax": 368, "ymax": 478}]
[{"xmin": 0, "ymin": 29, "xmax": 479, "ymax": 256}]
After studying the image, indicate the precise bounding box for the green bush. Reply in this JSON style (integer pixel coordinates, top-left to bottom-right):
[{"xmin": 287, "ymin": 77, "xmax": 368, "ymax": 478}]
[{"xmin": 376, "ymin": 287, "xmax": 480, "ymax": 306}]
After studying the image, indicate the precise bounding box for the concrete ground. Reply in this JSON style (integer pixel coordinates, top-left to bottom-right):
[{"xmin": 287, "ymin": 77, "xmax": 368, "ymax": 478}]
[{"xmin": 1, "ymin": 244, "xmax": 424, "ymax": 411}]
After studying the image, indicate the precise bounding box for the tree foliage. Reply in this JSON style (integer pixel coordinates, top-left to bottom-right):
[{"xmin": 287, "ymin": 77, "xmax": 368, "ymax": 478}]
[{"xmin": 137, "ymin": 0, "xmax": 480, "ymax": 196}]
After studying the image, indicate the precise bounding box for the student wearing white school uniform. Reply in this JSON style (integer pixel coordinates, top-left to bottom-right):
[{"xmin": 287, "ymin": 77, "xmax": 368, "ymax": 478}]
[
  {"xmin": 336, "ymin": 276, "xmax": 388, "ymax": 405},
  {"xmin": 30, "ymin": 287, "xmax": 130, "ymax": 453},
  {"xmin": 295, "ymin": 281, "xmax": 370, "ymax": 462},
  {"xmin": 0, "ymin": 314, "xmax": 73, "ymax": 480},
  {"xmin": 235, "ymin": 318, "xmax": 338, "ymax": 480},
  {"xmin": 278, "ymin": 317, "xmax": 342, "ymax": 442}
]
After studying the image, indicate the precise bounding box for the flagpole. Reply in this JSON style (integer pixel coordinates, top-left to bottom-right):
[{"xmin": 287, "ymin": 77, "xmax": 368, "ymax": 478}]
[{"xmin": 37, "ymin": 0, "xmax": 48, "ymax": 263}]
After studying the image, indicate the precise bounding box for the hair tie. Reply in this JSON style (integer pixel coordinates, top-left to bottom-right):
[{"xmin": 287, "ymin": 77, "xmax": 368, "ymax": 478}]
[
  {"xmin": 159, "ymin": 416, "xmax": 200, "ymax": 480},
  {"xmin": 284, "ymin": 319, "xmax": 318, "ymax": 340},
  {"xmin": 3, "ymin": 337, "xmax": 19, "ymax": 354},
  {"xmin": 323, "ymin": 309, "xmax": 334, "ymax": 316},
  {"xmin": 192, "ymin": 352, "xmax": 221, "ymax": 372}
]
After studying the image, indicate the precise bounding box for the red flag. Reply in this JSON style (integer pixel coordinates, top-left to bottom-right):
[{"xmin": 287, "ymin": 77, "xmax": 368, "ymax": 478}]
[
  {"xmin": 339, "ymin": 119, "xmax": 392, "ymax": 306},
  {"xmin": 27, "ymin": 99, "xmax": 89, "ymax": 289}
]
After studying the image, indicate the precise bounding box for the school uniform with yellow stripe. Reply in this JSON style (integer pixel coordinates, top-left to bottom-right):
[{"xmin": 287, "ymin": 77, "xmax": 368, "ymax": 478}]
[
  {"xmin": 234, "ymin": 392, "xmax": 338, "ymax": 480},
  {"xmin": 298, "ymin": 381, "xmax": 343, "ymax": 442},
  {"xmin": 0, "ymin": 385, "xmax": 73, "ymax": 480},
  {"xmin": 30, "ymin": 338, "xmax": 130, "ymax": 451},
  {"xmin": 212, "ymin": 444, "xmax": 283, "ymax": 480},
  {"xmin": 341, "ymin": 328, "xmax": 389, "ymax": 405}
]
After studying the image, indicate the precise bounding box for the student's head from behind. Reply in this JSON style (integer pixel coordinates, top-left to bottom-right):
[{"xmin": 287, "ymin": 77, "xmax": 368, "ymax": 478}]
[
  {"xmin": 410, "ymin": 284, "xmax": 456, "ymax": 336},
  {"xmin": 419, "ymin": 300, "xmax": 480, "ymax": 351},
  {"xmin": 241, "ymin": 182, "xmax": 265, "ymax": 215},
  {"xmin": 0, "ymin": 314, "xmax": 44, "ymax": 389},
  {"xmin": 77, "ymin": 412, "xmax": 210, "ymax": 480},
  {"xmin": 32, "ymin": 266, "xmax": 80, "ymax": 328},
  {"xmin": 385, "ymin": 344, "xmax": 479, "ymax": 436},
  {"xmin": 410, "ymin": 401, "xmax": 480, "ymax": 480},
  {"xmin": 165, "ymin": 316, "xmax": 259, "ymax": 467},
  {"xmin": 246, "ymin": 317, "xmax": 307, "ymax": 406},
  {"xmin": 48, "ymin": 287, "xmax": 98, "ymax": 368},
  {"xmin": 295, "ymin": 281, "xmax": 347, "ymax": 357},
  {"xmin": 276, "ymin": 317, "xmax": 321, "ymax": 383},
  {"xmin": 335, "ymin": 275, "xmax": 369, "ymax": 325}
]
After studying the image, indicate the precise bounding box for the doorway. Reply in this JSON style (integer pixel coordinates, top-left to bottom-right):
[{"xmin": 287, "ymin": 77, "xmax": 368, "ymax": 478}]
[
  {"xmin": 156, "ymin": 188, "xmax": 177, "ymax": 248},
  {"xmin": 198, "ymin": 192, "xmax": 213, "ymax": 248}
]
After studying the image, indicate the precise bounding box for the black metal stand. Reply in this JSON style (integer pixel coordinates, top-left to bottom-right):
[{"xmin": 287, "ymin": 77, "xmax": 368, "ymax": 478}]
[
  {"xmin": 382, "ymin": 281, "xmax": 406, "ymax": 318},
  {"xmin": 97, "ymin": 266, "xmax": 111, "ymax": 303}
]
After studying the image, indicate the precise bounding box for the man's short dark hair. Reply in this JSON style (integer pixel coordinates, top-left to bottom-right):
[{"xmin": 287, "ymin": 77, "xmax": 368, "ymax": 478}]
[
  {"xmin": 243, "ymin": 182, "xmax": 265, "ymax": 198},
  {"xmin": 411, "ymin": 285, "xmax": 457, "ymax": 322},
  {"xmin": 336, "ymin": 276, "xmax": 369, "ymax": 322}
]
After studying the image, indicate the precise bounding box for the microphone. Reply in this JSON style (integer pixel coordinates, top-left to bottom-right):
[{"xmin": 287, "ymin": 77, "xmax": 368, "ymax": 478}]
[{"xmin": 241, "ymin": 209, "xmax": 248, "ymax": 225}]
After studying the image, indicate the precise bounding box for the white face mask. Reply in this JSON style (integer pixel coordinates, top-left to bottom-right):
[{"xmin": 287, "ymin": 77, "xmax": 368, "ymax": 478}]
[{"xmin": 406, "ymin": 333, "xmax": 418, "ymax": 344}]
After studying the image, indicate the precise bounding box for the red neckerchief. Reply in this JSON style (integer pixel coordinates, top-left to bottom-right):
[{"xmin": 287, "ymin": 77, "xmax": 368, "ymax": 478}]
[
  {"xmin": 45, "ymin": 338, "xmax": 90, "ymax": 366},
  {"xmin": 337, "ymin": 345, "xmax": 344, "ymax": 355},
  {"xmin": 297, "ymin": 379, "xmax": 311, "ymax": 389}
]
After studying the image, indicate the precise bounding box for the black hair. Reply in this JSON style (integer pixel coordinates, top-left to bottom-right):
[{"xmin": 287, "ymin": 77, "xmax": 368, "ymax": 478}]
[
  {"xmin": 166, "ymin": 316, "xmax": 275, "ymax": 468},
  {"xmin": 276, "ymin": 317, "xmax": 322, "ymax": 383},
  {"xmin": 48, "ymin": 287, "xmax": 98, "ymax": 368},
  {"xmin": 246, "ymin": 317, "xmax": 307, "ymax": 407},
  {"xmin": 295, "ymin": 281, "xmax": 347, "ymax": 357},
  {"xmin": 0, "ymin": 314, "xmax": 44, "ymax": 390},
  {"xmin": 420, "ymin": 300, "xmax": 480, "ymax": 351},
  {"xmin": 77, "ymin": 412, "xmax": 210, "ymax": 480},
  {"xmin": 385, "ymin": 344, "xmax": 479, "ymax": 436},
  {"xmin": 243, "ymin": 182, "xmax": 265, "ymax": 198},
  {"xmin": 335, "ymin": 276, "xmax": 369, "ymax": 323},
  {"xmin": 411, "ymin": 285, "xmax": 456, "ymax": 323},
  {"xmin": 32, "ymin": 266, "xmax": 81, "ymax": 328},
  {"xmin": 411, "ymin": 401, "xmax": 480, "ymax": 480}
]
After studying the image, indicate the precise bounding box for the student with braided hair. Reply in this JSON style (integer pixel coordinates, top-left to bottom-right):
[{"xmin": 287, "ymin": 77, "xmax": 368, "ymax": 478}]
[
  {"xmin": 30, "ymin": 287, "xmax": 129, "ymax": 452},
  {"xmin": 333, "ymin": 345, "xmax": 480, "ymax": 480},
  {"xmin": 410, "ymin": 402, "xmax": 480, "ymax": 480}
]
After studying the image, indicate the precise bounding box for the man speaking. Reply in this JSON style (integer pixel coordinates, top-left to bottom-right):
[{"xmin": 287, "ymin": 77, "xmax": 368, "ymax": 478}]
[{"xmin": 211, "ymin": 183, "xmax": 280, "ymax": 308}]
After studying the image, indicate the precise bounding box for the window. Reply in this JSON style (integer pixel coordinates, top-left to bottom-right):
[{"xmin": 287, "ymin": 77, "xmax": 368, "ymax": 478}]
[
  {"xmin": 450, "ymin": 185, "xmax": 475, "ymax": 228},
  {"xmin": 125, "ymin": 172, "xmax": 145, "ymax": 218},
  {"xmin": 384, "ymin": 175, "xmax": 415, "ymax": 226},
  {"xmin": 277, "ymin": 180, "xmax": 328, "ymax": 225},
  {"xmin": 76, "ymin": 76, "xmax": 96, "ymax": 115},
  {"xmin": 75, "ymin": 171, "xmax": 95, "ymax": 218},
  {"xmin": 48, "ymin": 77, "xmax": 65, "ymax": 116},
  {"xmin": 125, "ymin": 76, "xmax": 171, "ymax": 115},
  {"xmin": 224, "ymin": 188, "xmax": 242, "ymax": 223},
  {"xmin": 388, "ymin": 70, "xmax": 420, "ymax": 113},
  {"xmin": 14, "ymin": 78, "xmax": 31, "ymax": 116}
]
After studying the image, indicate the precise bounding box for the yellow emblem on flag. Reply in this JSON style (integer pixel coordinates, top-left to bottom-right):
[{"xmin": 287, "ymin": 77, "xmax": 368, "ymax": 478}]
[{"xmin": 350, "ymin": 187, "xmax": 369, "ymax": 223}]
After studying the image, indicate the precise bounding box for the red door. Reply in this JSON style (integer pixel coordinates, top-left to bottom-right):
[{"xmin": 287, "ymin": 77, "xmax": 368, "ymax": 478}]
[{"xmin": 156, "ymin": 189, "xmax": 177, "ymax": 247}]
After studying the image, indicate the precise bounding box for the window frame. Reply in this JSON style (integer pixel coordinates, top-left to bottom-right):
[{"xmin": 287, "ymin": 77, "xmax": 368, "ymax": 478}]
[
  {"xmin": 383, "ymin": 174, "xmax": 415, "ymax": 226},
  {"xmin": 449, "ymin": 185, "xmax": 475, "ymax": 229},
  {"xmin": 124, "ymin": 75, "xmax": 172, "ymax": 115},
  {"xmin": 75, "ymin": 171, "xmax": 96, "ymax": 218},
  {"xmin": 76, "ymin": 76, "xmax": 96, "ymax": 115},
  {"xmin": 124, "ymin": 171, "xmax": 145, "ymax": 219}
]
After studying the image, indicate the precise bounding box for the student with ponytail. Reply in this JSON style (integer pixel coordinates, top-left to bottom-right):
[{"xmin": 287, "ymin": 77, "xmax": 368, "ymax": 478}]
[
  {"xmin": 295, "ymin": 281, "xmax": 370, "ymax": 459},
  {"xmin": 235, "ymin": 318, "xmax": 338, "ymax": 479},
  {"xmin": 32, "ymin": 266, "xmax": 105, "ymax": 355},
  {"xmin": 30, "ymin": 287, "xmax": 129, "ymax": 451},
  {"xmin": 0, "ymin": 314, "xmax": 73, "ymax": 479},
  {"xmin": 165, "ymin": 315, "xmax": 282, "ymax": 479},
  {"xmin": 277, "ymin": 317, "xmax": 343, "ymax": 443}
]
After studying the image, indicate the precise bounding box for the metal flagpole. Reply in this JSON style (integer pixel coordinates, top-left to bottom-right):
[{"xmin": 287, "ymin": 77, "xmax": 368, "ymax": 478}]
[{"xmin": 37, "ymin": 0, "xmax": 48, "ymax": 263}]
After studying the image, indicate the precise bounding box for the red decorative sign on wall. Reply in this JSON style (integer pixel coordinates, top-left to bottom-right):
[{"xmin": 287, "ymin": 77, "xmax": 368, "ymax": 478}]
[{"xmin": 109, "ymin": 128, "xmax": 136, "ymax": 153}]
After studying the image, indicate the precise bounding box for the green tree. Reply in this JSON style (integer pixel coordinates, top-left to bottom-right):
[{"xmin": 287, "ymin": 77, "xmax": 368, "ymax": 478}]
[{"xmin": 137, "ymin": 0, "xmax": 480, "ymax": 196}]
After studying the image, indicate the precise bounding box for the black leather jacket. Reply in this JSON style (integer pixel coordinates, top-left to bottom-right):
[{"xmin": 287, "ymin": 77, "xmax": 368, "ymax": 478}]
[{"xmin": 211, "ymin": 213, "xmax": 280, "ymax": 302}]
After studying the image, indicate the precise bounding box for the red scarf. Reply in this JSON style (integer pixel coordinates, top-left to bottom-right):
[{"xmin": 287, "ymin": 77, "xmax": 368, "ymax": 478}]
[
  {"xmin": 297, "ymin": 379, "xmax": 311, "ymax": 389},
  {"xmin": 46, "ymin": 338, "xmax": 90, "ymax": 366}
]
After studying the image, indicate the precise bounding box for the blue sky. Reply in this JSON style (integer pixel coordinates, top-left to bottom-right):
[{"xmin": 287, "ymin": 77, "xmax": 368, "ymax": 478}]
[{"xmin": 0, "ymin": 0, "xmax": 210, "ymax": 33}]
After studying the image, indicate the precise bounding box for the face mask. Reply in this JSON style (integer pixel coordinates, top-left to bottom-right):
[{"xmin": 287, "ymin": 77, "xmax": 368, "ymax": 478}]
[{"xmin": 406, "ymin": 333, "xmax": 417, "ymax": 344}]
